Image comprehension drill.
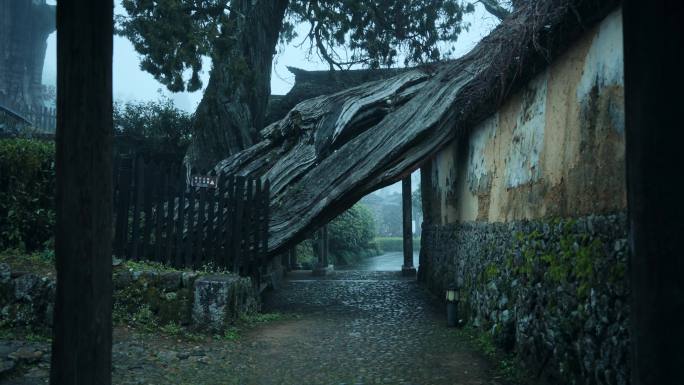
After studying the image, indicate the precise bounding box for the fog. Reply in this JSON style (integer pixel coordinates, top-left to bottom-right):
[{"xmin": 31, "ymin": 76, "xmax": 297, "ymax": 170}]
[{"xmin": 41, "ymin": 1, "xmax": 499, "ymax": 113}]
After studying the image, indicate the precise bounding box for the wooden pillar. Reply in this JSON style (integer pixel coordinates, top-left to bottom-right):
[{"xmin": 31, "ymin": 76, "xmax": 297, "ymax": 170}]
[
  {"xmin": 323, "ymin": 224, "xmax": 329, "ymax": 266},
  {"xmin": 312, "ymin": 226, "xmax": 329, "ymax": 276},
  {"xmin": 288, "ymin": 247, "xmax": 297, "ymax": 270},
  {"xmin": 623, "ymin": 1, "xmax": 684, "ymax": 384},
  {"xmin": 402, "ymin": 176, "xmax": 416, "ymax": 276},
  {"xmin": 50, "ymin": 0, "xmax": 113, "ymax": 383}
]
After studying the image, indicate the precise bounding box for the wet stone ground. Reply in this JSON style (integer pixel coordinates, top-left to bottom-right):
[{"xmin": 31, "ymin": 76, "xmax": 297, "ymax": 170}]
[{"xmin": 1, "ymin": 270, "xmax": 509, "ymax": 385}]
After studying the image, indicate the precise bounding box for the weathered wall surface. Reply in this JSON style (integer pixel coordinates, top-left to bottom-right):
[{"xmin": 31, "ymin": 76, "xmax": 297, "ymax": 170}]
[
  {"xmin": 423, "ymin": 9, "xmax": 625, "ymax": 225},
  {"xmin": 419, "ymin": 9, "xmax": 629, "ymax": 385}
]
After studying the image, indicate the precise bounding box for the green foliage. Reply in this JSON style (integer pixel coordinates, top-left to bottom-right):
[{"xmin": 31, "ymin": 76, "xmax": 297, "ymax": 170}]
[
  {"xmin": 375, "ymin": 237, "xmax": 421, "ymax": 252},
  {"xmin": 113, "ymin": 98, "xmax": 192, "ymax": 158},
  {"xmin": 452, "ymin": 326, "xmax": 529, "ymax": 384},
  {"xmin": 0, "ymin": 139, "xmax": 55, "ymax": 252},
  {"xmin": 117, "ymin": 0, "xmax": 477, "ymax": 92},
  {"xmin": 295, "ymin": 204, "xmax": 379, "ymax": 266},
  {"xmin": 328, "ymin": 204, "xmax": 377, "ymax": 257},
  {"xmin": 285, "ymin": 0, "xmax": 474, "ymax": 69}
]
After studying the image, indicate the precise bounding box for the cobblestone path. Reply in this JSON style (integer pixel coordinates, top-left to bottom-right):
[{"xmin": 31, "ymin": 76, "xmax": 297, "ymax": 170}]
[{"xmin": 1, "ymin": 270, "xmax": 508, "ymax": 385}]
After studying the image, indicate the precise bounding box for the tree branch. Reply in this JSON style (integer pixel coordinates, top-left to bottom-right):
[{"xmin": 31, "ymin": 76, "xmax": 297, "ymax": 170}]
[{"xmin": 477, "ymin": 0, "xmax": 511, "ymax": 20}]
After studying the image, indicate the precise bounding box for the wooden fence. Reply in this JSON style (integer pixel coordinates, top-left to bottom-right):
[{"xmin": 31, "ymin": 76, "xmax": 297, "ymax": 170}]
[
  {"xmin": 0, "ymin": 97, "xmax": 56, "ymax": 133},
  {"xmin": 112, "ymin": 155, "xmax": 269, "ymax": 274}
]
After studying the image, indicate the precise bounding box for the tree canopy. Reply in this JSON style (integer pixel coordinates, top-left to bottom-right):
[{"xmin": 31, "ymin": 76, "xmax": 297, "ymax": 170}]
[{"xmin": 117, "ymin": 0, "xmax": 492, "ymax": 92}]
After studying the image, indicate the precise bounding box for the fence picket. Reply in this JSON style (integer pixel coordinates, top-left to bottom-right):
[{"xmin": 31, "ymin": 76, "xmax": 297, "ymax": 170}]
[
  {"xmin": 130, "ymin": 156, "xmax": 145, "ymax": 260},
  {"xmin": 114, "ymin": 158, "xmax": 133, "ymax": 260},
  {"xmin": 206, "ymin": 180, "xmax": 217, "ymax": 264},
  {"xmin": 154, "ymin": 168, "xmax": 167, "ymax": 262},
  {"xmin": 261, "ymin": 179, "xmax": 270, "ymax": 259},
  {"xmin": 140, "ymin": 161, "xmax": 155, "ymax": 260},
  {"xmin": 232, "ymin": 177, "xmax": 245, "ymax": 272},
  {"xmin": 174, "ymin": 185, "xmax": 185, "ymax": 268},
  {"xmin": 184, "ymin": 187, "xmax": 196, "ymax": 267},
  {"xmin": 164, "ymin": 171, "xmax": 176, "ymax": 265}
]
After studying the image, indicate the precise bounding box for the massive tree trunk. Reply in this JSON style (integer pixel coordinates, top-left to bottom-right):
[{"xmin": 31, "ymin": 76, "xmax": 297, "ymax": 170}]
[
  {"xmin": 185, "ymin": 0, "xmax": 288, "ymax": 173},
  {"xmin": 214, "ymin": 0, "xmax": 620, "ymax": 255},
  {"xmin": 624, "ymin": 0, "xmax": 684, "ymax": 384},
  {"xmin": 50, "ymin": 1, "xmax": 113, "ymax": 384},
  {"xmin": 0, "ymin": 0, "xmax": 55, "ymax": 107}
]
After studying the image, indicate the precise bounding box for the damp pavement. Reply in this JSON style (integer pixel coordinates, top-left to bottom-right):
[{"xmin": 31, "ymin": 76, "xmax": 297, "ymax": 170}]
[{"xmin": 1, "ymin": 268, "xmax": 508, "ymax": 385}]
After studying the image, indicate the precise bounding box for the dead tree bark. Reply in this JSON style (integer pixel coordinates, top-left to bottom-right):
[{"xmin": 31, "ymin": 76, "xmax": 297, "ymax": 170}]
[
  {"xmin": 216, "ymin": 0, "xmax": 620, "ymax": 255},
  {"xmin": 50, "ymin": 1, "xmax": 113, "ymax": 384},
  {"xmin": 624, "ymin": 1, "xmax": 684, "ymax": 384}
]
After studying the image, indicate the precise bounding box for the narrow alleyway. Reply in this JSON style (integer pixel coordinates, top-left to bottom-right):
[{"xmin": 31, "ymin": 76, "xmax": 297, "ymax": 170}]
[{"xmin": 2, "ymin": 268, "xmax": 510, "ymax": 385}]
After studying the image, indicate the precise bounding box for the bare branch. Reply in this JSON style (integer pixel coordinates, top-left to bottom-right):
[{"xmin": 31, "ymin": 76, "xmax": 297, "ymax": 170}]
[{"xmin": 477, "ymin": 0, "xmax": 511, "ymax": 20}]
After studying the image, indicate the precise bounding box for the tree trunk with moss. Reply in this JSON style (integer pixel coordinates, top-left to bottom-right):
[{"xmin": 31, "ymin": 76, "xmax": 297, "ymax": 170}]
[{"xmin": 184, "ymin": 0, "xmax": 289, "ymax": 173}]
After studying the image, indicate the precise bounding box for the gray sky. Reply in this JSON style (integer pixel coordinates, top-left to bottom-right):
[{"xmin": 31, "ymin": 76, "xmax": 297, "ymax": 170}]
[{"xmin": 41, "ymin": 1, "xmax": 499, "ymax": 113}]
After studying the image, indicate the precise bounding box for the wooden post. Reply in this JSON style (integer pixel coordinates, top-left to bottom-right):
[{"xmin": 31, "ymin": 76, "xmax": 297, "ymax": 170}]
[
  {"xmin": 323, "ymin": 224, "xmax": 329, "ymax": 267},
  {"xmin": 289, "ymin": 246, "xmax": 297, "ymax": 270},
  {"xmin": 312, "ymin": 227, "xmax": 328, "ymax": 276},
  {"xmin": 624, "ymin": 1, "xmax": 684, "ymax": 384},
  {"xmin": 50, "ymin": 0, "xmax": 113, "ymax": 383},
  {"xmin": 401, "ymin": 176, "xmax": 416, "ymax": 276}
]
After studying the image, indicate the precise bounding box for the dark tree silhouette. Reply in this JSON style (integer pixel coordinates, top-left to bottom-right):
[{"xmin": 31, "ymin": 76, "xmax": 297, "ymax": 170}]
[
  {"xmin": 49, "ymin": 0, "xmax": 114, "ymax": 384},
  {"xmin": 623, "ymin": 1, "xmax": 684, "ymax": 384}
]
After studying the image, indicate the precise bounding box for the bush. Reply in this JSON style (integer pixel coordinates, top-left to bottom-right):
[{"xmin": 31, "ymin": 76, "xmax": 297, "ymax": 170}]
[
  {"xmin": 0, "ymin": 139, "xmax": 55, "ymax": 251},
  {"xmin": 328, "ymin": 204, "xmax": 378, "ymax": 264},
  {"xmin": 292, "ymin": 204, "xmax": 379, "ymax": 266},
  {"xmin": 113, "ymin": 98, "xmax": 192, "ymax": 160}
]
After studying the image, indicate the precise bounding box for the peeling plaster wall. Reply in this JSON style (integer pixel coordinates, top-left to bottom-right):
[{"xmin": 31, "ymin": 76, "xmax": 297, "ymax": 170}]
[
  {"xmin": 419, "ymin": 9, "xmax": 629, "ymax": 385},
  {"xmin": 425, "ymin": 9, "xmax": 625, "ymax": 225}
]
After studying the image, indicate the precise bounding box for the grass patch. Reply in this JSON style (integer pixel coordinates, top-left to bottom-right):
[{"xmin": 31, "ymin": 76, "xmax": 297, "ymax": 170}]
[
  {"xmin": 375, "ymin": 237, "xmax": 421, "ymax": 253},
  {"xmin": 0, "ymin": 321, "xmax": 51, "ymax": 343},
  {"xmin": 452, "ymin": 326, "xmax": 530, "ymax": 384},
  {"xmin": 0, "ymin": 248, "xmax": 55, "ymax": 277}
]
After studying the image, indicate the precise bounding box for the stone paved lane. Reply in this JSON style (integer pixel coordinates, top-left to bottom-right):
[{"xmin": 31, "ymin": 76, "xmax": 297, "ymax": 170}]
[
  {"xmin": 253, "ymin": 270, "xmax": 506, "ymax": 385},
  {"xmin": 1, "ymin": 270, "xmax": 509, "ymax": 385}
]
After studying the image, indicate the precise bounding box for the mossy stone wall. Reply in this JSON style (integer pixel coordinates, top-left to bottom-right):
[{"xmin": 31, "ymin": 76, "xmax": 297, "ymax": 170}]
[{"xmin": 420, "ymin": 213, "xmax": 629, "ymax": 385}]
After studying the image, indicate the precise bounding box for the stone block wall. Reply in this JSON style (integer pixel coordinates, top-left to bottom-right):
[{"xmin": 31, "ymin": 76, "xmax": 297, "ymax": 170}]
[
  {"xmin": 1, "ymin": 264, "xmax": 260, "ymax": 333},
  {"xmin": 420, "ymin": 213, "xmax": 629, "ymax": 385},
  {"xmin": 0, "ymin": 264, "xmax": 55, "ymax": 329}
]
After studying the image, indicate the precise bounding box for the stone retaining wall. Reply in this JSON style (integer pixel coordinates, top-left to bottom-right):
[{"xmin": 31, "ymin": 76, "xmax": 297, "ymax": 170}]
[
  {"xmin": 420, "ymin": 213, "xmax": 630, "ymax": 385},
  {"xmin": 1, "ymin": 264, "xmax": 259, "ymax": 332}
]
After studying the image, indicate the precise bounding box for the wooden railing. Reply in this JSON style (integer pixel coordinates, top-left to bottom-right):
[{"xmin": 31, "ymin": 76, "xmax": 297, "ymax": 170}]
[{"xmin": 112, "ymin": 155, "xmax": 269, "ymax": 274}]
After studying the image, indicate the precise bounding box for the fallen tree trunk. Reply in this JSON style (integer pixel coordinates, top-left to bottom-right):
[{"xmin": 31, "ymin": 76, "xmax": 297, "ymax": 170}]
[{"xmin": 216, "ymin": 0, "xmax": 621, "ymax": 255}]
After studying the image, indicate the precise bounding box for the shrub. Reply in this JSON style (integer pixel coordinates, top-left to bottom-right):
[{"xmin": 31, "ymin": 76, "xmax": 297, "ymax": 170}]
[
  {"xmin": 113, "ymin": 98, "xmax": 192, "ymax": 160},
  {"xmin": 0, "ymin": 139, "xmax": 55, "ymax": 251},
  {"xmin": 328, "ymin": 203, "xmax": 377, "ymax": 260},
  {"xmin": 293, "ymin": 204, "xmax": 379, "ymax": 266}
]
